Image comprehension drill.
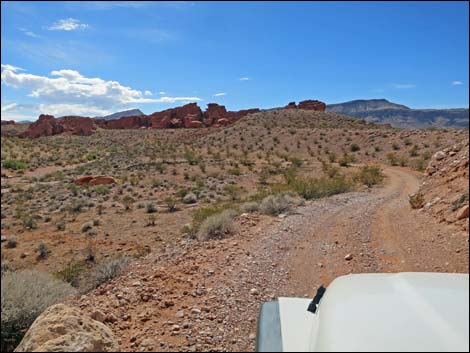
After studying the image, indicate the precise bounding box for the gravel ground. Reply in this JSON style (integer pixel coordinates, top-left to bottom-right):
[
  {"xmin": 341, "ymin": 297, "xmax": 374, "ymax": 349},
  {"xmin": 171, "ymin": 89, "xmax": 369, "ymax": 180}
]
[{"xmin": 73, "ymin": 166, "xmax": 469, "ymax": 352}]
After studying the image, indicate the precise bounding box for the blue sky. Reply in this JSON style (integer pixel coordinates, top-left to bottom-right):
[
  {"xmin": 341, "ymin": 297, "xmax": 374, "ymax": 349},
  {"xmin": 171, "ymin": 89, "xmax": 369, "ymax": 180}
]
[{"xmin": 1, "ymin": 1, "xmax": 468, "ymax": 121}]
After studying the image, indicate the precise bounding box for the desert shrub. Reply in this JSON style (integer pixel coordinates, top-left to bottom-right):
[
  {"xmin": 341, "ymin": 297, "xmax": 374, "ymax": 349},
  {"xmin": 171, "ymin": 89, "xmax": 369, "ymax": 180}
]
[
  {"xmin": 22, "ymin": 216, "xmax": 37, "ymax": 230},
  {"xmin": 350, "ymin": 143, "xmax": 360, "ymax": 152},
  {"xmin": 354, "ymin": 165, "xmax": 384, "ymax": 187},
  {"xmin": 228, "ymin": 167, "xmax": 241, "ymax": 176},
  {"xmin": 81, "ymin": 256, "xmax": 131, "ymax": 292},
  {"xmin": 54, "ymin": 261, "xmax": 88, "ymax": 287},
  {"xmin": 240, "ymin": 201, "xmax": 259, "ymax": 213},
  {"xmin": 146, "ymin": 202, "xmax": 157, "ymax": 213},
  {"xmin": 197, "ymin": 209, "xmax": 238, "ymax": 240},
  {"xmin": 6, "ymin": 238, "xmax": 17, "ymax": 249},
  {"xmin": 287, "ymin": 175, "xmax": 352, "ymax": 200},
  {"xmin": 122, "ymin": 195, "xmax": 135, "ymax": 210},
  {"xmin": 95, "ymin": 185, "xmax": 109, "ymax": 195},
  {"xmin": 164, "ymin": 196, "xmax": 177, "ymax": 212},
  {"xmin": 259, "ymin": 194, "xmax": 298, "ymax": 216},
  {"xmin": 2, "ymin": 160, "xmax": 28, "ymax": 170},
  {"xmin": 56, "ymin": 221, "xmax": 66, "ymax": 231},
  {"xmin": 1, "ymin": 270, "xmax": 75, "ymax": 351},
  {"xmin": 409, "ymin": 193, "xmax": 425, "ymax": 209},
  {"xmin": 36, "ymin": 242, "xmax": 50, "ymax": 260},
  {"xmin": 338, "ymin": 153, "xmax": 356, "ymax": 167},
  {"xmin": 289, "ymin": 157, "xmax": 303, "ymax": 168},
  {"xmin": 386, "ymin": 152, "xmax": 399, "ymax": 166}
]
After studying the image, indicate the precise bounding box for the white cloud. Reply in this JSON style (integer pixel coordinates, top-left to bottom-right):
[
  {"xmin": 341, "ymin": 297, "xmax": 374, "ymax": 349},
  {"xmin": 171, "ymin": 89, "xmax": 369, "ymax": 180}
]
[
  {"xmin": 1, "ymin": 65, "xmax": 202, "ymax": 117},
  {"xmin": 155, "ymin": 96, "xmax": 201, "ymax": 103},
  {"xmin": 392, "ymin": 83, "xmax": 416, "ymax": 89},
  {"xmin": 1, "ymin": 64, "xmax": 25, "ymax": 72},
  {"xmin": 1, "ymin": 103, "xmax": 18, "ymax": 112},
  {"xmin": 19, "ymin": 28, "xmax": 40, "ymax": 38},
  {"xmin": 158, "ymin": 91, "xmax": 167, "ymax": 95},
  {"xmin": 38, "ymin": 104, "xmax": 112, "ymax": 117},
  {"xmin": 239, "ymin": 77, "xmax": 250, "ymax": 81},
  {"xmin": 214, "ymin": 92, "xmax": 227, "ymax": 97},
  {"xmin": 451, "ymin": 81, "xmax": 463, "ymax": 86},
  {"xmin": 48, "ymin": 18, "xmax": 89, "ymax": 31},
  {"xmin": 144, "ymin": 90, "xmax": 152, "ymax": 96}
]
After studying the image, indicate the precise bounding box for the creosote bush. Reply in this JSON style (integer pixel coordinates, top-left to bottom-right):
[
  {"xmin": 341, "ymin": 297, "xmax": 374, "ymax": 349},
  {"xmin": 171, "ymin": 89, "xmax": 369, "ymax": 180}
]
[
  {"xmin": 81, "ymin": 256, "xmax": 131, "ymax": 292},
  {"xmin": 197, "ymin": 209, "xmax": 238, "ymax": 241}
]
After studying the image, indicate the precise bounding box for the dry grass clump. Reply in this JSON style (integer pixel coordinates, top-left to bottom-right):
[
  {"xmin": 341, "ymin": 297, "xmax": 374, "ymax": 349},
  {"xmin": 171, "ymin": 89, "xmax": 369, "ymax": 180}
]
[
  {"xmin": 1, "ymin": 270, "xmax": 75, "ymax": 351},
  {"xmin": 259, "ymin": 194, "xmax": 299, "ymax": 216}
]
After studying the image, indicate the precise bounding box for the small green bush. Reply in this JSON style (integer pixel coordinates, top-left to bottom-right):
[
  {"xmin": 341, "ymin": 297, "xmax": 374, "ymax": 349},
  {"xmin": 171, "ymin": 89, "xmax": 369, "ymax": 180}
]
[
  {"xmin": 2, "ymin": 160, "xmax": 28, "ymax": 170},
  {"xmin": 354, "ymin": 165, "xmax": 384, "ymax": 187}
]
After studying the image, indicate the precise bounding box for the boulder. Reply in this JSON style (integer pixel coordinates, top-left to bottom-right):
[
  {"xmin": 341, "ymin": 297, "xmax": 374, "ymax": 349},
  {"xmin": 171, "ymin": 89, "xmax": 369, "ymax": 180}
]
[
  {"xmin": 1, "ymin": 120, "xmax": 16, "ymax": 125},
  {"xmin": 90, "ymin": 176, "xmax": 117, "ymax": 186},
  {"xmin": 456, "ymin": 205, "xmax": 469, "ymax": 220},
  {"xmin": 74, "ymin": 176, "xmax": 116, "ymax": 186},
  {"xmin": 433, "ymin": 151, "xmax": 446, "ymax": 161},
  {"xmin": 14, "ymin": 304, "xmax": 119, "ymax": 352}
]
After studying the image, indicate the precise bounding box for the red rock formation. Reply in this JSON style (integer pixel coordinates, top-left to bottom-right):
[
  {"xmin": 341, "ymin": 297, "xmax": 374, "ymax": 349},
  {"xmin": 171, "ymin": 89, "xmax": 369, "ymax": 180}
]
[
  {"xmin": 105, "ymin": 115, "xmax": 150, "ymax": 130},
  {"xmin": 20, "ymin": 100, "xmax": 317, "ymax": 138},
  {"xmin": 1, "ymin": 120, "xmax": 16, "ymax": 125},
  {"xmin": 74, "ymin": 176, "xmax": 117, "ymax": 186},
  {"xmin": 150, "ymin": 103, "xmax": 202, "ymax": 129},
  {"xmin": 59, "ymin": 116, "xmax": 95, "ymax": 136},
  {"xmin": 298, "ymin": 100, "xmax": 326, "ymax": 111},
  {"xmin": 203, "ymin": 103, "xmax": 227, "ymax": 126},
  {"xmin": 21, "ymin": 115, "xmax": 65, "ymax": 138}
]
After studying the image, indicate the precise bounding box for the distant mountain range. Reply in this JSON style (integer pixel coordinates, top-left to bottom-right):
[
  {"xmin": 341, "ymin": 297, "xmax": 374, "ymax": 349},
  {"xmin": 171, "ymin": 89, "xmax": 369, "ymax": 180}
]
[
  {"xmin": 97, "ymin": 109, "xmax": 144, "ymax": 120},
  {"xmin": 326, "ymin": 99, "xmax": 468, "ymax": 129}
]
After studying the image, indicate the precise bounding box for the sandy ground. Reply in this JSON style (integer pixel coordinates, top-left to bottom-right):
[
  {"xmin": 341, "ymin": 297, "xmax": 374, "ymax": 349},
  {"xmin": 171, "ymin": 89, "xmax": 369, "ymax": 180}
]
[{"xmin": 74, "ymin": 166, "xmax": 468, "ymax": 352}]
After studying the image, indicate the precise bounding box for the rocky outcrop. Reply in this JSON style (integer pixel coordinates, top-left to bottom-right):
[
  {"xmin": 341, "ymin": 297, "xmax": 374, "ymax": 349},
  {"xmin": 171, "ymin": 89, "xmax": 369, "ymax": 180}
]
[
  {"xmin": 1, "ymin": 120, "xmax": 16, "ymax": 125},
  {"xmin": 14, "ymin": 304, "xmax": 119, "ymax": 352},
  {"xmin": 20, "ymin": 100, "xmax": 321, "ymax": 138},
  {"xmin": 21, "ymin": 115, "xmax": 65, "ymax": 138},
  {"xmin": 298, "ymin": 100, "xmax": 327, "ymax": 111},
  {"xmin": 282, "ymin": 100, "xmax": 327, "ymax": 111},
  {"xmin": 284, "ymin": 102, "xmax": 297, "ymax": 109},
  {"xmin": 150, "ymin": 103, "xmax": 203, "ymax": 129},
  {"xmin": 74, "ymin": 176, "xmax": 117, "ymax": 186},
  {"xmin": 20, "ymin": 115, "xmax": 96, "ymax": 138}
]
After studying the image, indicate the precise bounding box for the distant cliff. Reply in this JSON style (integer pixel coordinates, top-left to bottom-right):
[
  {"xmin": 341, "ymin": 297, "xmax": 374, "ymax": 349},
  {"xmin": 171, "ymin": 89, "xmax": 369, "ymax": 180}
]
[{"xmin": 326, "ymin": 99, "xmax": 468, "ymax": 129}]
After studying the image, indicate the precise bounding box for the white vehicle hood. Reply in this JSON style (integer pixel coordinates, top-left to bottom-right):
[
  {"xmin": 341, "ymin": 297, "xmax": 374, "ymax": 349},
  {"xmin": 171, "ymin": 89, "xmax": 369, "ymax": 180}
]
[{"xmin": 278, "ymin": 272, "xmax": 469, "ymax": 352}]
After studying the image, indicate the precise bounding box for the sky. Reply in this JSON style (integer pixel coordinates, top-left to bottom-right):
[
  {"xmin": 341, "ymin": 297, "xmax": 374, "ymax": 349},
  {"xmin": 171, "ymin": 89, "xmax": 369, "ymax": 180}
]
[{"xmin": 1, "ymin": 1, "xmax": 469, "ymax": 121}]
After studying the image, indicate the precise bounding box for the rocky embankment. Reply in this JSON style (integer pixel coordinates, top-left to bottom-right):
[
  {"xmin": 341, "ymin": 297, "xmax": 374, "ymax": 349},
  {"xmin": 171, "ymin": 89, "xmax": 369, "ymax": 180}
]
[{"xmin": 416, "ymin": 140, "xmax": 469, "ymax": 232}]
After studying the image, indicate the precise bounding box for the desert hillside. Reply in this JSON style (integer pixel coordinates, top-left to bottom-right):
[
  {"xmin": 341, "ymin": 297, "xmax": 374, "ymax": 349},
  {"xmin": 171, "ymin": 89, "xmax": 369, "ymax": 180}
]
[{"xmin": 1, "ymin": 108, "xmax": 468, "ymax": 351}]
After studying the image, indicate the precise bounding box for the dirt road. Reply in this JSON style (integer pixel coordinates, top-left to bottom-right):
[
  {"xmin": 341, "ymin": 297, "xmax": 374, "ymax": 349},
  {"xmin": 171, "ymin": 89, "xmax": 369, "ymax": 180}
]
[{"xmin": 77, "ymin": 166, "xmax": 468, "ymax": 351}]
